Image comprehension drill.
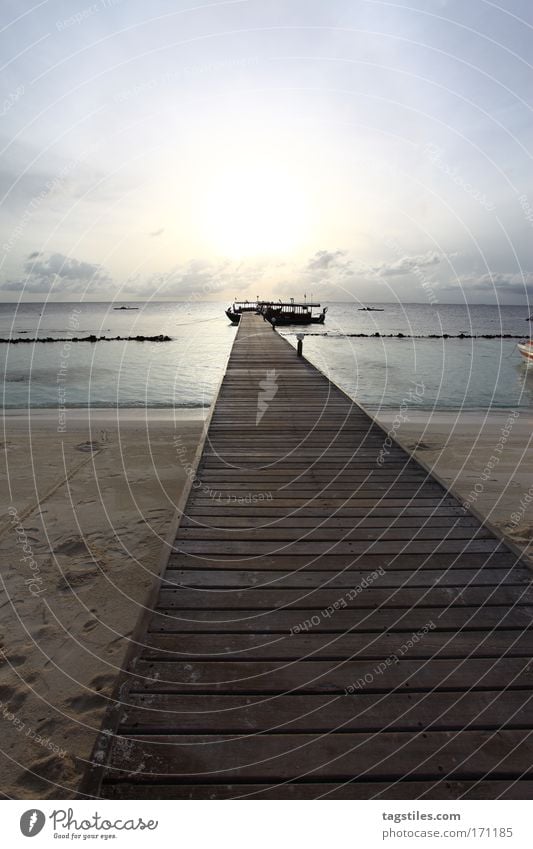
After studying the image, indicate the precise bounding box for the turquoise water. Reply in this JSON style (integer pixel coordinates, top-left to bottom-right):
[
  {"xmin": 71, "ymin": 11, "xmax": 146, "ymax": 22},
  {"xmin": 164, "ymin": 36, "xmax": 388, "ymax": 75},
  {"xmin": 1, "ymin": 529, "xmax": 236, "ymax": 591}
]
[
  {"xmin": 0, "ymin": 301, "xmax": 531, "ymax": 410},
  {"xmin": 299, "ymin": 335, "xmax": 532, "ymax": 411}
]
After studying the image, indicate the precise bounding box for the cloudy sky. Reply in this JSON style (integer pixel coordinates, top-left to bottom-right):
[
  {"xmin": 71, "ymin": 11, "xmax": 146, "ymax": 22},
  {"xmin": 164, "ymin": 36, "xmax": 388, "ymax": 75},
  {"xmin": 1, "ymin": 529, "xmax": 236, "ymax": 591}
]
[{"xmin": 1, "ymin": 0, "xmax": 532, "ymax": 303}]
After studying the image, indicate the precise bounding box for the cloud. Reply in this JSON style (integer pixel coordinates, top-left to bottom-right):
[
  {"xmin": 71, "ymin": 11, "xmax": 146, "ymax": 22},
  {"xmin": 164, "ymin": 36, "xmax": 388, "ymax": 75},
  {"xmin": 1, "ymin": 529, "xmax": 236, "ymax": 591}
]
[
  {"xmin": 1, "ymin": 254, "xmax": 274, "ymax": 300},
  {"xmin": 149, "ymin": 228, "xmax": 164, "ymax": 237},
  {"xmin": 0, "ymin": 168, "xmax": 55, "ymax": 213},
  {"xmin": 304, "ymin": 249, "xmax": 444, "ymax": 285},
  {"xmin": 455, "ymin": 272, "xmax": 533, "ymax": 295},
  {"xmin": 0, "ymin": 138, "xmax": 118, "ymax": 214},
  {"xmin": 136, "ymin": 258, "xmax": 265, "ymax": 299},
  {"xmin": 1, "ymin": 252, "xmax": 112, "ymax": 294},
  {"xmin": 370, "ymin": 251, "xmax": 443, "ymax": 277},
  {"xmin": 306, "ymin": 249, "xmax": 350, "ymax": 272}
]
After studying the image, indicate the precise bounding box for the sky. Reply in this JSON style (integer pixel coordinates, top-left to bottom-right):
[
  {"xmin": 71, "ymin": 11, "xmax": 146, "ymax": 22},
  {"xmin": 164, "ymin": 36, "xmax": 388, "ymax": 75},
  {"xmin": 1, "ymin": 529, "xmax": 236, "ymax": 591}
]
[{"xmin": 1, "ymin": 0, "xmax": 532, "ymax": 304}]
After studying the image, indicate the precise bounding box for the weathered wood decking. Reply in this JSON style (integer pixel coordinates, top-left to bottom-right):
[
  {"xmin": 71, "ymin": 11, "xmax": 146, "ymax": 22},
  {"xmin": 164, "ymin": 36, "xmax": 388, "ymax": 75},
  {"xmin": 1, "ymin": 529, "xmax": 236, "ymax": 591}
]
[{"xmin": 84, "ymin": 313, "xmax": 533, "ymax": 799}]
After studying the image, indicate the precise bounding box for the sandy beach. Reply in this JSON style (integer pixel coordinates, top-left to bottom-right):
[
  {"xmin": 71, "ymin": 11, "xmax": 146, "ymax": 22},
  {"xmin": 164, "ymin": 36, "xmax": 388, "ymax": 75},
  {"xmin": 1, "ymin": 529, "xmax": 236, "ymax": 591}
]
[
  {"xmin": 1, "ymin": 406, "xmax": 532, "ymax": 799},
  {"xmin": 0, "ymin": 409, "xmax": 205, "ymax": 798},
  {"xmin": 374, "ymin": 408, "xmax": 533, "ymax": 559}
]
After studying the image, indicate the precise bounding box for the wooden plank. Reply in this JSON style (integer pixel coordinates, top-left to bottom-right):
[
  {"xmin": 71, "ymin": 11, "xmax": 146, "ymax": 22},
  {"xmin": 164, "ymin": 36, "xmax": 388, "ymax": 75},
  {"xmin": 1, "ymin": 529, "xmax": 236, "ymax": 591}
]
[
  {"xmin": 164, "ymin": 568, "xmax": 528, "ymax": 588},
  {"xmin": 149, "ymin": 606, "xmax": 533, "ymax": 633},
  {"xmin": 184, "ymin": 510, "xmax": 470, "ymax": 523},
  {"xmin": 173, "ymin": 540, "xmax": 505, "ymax": 555},
  {"xmin": 103, "ymin": 730, "xmax": 533, "ymax": 782},
  {"xmin": 175, "ymin": 527, "xmax": 491, "ymax": 541},
  {"xmin": 129, "ymin": 657, "xmax": 533, "ymax": 694},
  {"xmin": 167, "ymin": 551, "xmax": 520, "ymax": 570},
  {"xmin": 186, "ymin": 490, "xmax": 457, "ymax": 506},
  {"xmin": 142, "ymin": 630, "xmax": 533, "ymax": 661},
  {"xmin": 118, "ymin": 690, "xmax": 533, "ymax": 734},
  {"xmin": 158, "ymin": 585, "xmax": 533, "ymax": 609},
  {"xmin": 187, "ymin": 483, "xmax": 445, "ymax": 492},
  {"xmin": 100, "ymin": 779, "xmax": 533, "ymax": 799},
  {"xmin": 197, "ymin": 467, "xmax": 428, "ymax": 476}
]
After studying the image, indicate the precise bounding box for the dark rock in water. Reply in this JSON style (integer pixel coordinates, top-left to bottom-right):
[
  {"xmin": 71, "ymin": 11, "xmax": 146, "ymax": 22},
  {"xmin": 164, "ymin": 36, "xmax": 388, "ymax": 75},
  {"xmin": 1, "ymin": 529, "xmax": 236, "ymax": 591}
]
[{"xmin": 0, "ymin": 334, "xmax": 172, "ymax": 343}]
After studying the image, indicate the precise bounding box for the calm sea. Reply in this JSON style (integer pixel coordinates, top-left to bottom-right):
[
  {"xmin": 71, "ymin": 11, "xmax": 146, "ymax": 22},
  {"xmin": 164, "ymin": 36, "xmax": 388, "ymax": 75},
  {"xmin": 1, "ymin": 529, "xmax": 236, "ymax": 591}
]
[{"xmin": 0, "ymin": 301, "xmax": 531, "ymax": 411}]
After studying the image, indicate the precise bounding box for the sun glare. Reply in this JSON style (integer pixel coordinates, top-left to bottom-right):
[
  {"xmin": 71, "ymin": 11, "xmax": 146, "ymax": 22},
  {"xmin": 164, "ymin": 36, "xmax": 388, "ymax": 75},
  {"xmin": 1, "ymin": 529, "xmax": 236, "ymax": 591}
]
[{"xmin": 200, "ymin": 164, "xmax": 310, "ymax": 258}]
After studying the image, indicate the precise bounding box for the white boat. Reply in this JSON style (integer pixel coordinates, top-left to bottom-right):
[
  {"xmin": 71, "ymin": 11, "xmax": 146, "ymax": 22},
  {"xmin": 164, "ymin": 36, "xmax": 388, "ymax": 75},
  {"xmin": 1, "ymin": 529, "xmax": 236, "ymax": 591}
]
[{"xmin": 517, "ymin": 340, "xmax": 533, "ymax": 364}]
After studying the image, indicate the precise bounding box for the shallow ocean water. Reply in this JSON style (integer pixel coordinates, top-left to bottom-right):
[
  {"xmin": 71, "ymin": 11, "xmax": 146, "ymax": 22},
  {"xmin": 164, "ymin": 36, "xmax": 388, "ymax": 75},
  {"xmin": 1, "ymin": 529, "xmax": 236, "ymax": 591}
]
[{"xmin": 0, "ymin": 301, "xmax": 531, "ymax": 411}]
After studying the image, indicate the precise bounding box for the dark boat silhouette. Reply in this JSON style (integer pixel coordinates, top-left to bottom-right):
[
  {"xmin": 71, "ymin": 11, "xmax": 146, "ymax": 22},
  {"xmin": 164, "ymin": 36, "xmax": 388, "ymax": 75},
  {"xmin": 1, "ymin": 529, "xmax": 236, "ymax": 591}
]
[
  {"xmin": 226, "ymin": 298, "xmax": 327, "ymax": 325},
  {"xmin": 225, "ymin": 300, "xmax": 261, "ymax": 324}
]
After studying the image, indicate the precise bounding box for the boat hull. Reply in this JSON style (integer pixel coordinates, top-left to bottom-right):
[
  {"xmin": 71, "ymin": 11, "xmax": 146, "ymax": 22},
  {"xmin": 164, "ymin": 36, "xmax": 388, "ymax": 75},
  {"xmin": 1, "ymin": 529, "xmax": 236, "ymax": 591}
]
[
  {"xmin": 263, "ymin": 312, "xmax": 326, "ymax": 326},
  {"xmin": 518, "ymin": 342, "xmax": 533, "ymax": 364}
]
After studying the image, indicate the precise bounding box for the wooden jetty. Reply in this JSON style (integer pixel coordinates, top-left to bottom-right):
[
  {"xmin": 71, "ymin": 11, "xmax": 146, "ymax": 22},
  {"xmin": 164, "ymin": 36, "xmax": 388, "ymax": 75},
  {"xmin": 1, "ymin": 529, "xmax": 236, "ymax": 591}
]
[{"xmin": 83, "ymin": 313, "xmax": 533, "ymax": 799}]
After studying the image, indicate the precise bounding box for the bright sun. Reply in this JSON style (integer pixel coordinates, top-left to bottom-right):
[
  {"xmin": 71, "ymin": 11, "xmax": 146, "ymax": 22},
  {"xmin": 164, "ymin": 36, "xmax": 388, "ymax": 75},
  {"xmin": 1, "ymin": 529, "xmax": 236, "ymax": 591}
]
[{"xmin": 200, "ymin": 164, "xmax": 310, "ymax": 258}]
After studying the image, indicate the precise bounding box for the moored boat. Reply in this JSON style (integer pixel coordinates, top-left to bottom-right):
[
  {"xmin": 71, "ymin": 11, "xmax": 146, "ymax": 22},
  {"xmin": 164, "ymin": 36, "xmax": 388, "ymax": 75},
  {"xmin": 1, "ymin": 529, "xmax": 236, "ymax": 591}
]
[
  {"xmin": 259, "ymin": 298, "xmax": 327, "ymax": 326},
  {"xmin": 517, "ymin": 340, "xmax": 533, "ymax": 364},
  {"xmin": 225, "ymin": 300, "xmax": 263, "ymax": 324}
]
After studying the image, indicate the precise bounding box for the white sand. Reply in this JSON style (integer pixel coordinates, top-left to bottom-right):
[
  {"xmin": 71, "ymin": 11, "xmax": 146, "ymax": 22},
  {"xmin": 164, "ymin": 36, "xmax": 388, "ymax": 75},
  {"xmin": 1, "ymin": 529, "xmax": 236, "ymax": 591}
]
[
  {"xmin": 0, "ymin": 406, "xmax": 532, "ymax": 799},
  {"xmin": 0, "ymin": 409, "xmax": 205, "ymax": 798},
  {"xmin": 374, "ymin": 408, "xmax": 533, "ymax": 559}
]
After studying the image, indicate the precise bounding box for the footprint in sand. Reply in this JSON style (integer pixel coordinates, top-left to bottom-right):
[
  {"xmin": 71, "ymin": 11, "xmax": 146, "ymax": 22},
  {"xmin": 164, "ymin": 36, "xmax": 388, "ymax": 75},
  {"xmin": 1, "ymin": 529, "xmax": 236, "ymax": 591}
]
[
  {"xmin": 90, "ymin": 673, "xmax": 116, "ymax": 693},
  {"xmin": 508, "ymin": 524, "xmax": 533, "ymax": 542},
  {"xmin": 15, "ymin": 752, "xmax": 75, "ymax": 796},
  {"xmin": 0, "ymin": 683, "xmax": 28, "ymax": 711},
  {"xmin": 0, "ymin": 650, "xmax": 30, "ymax": 668},
  {"xmin": 75, "ymin": 441, "xmax": 101, "ymax": 453},
  {"xmin": 53, "ymin": 537, "xmax": 90, "ymax": 557},
  {"xmin": 65, "ymin": 692, "xmax": 107, "ymax": 712},
  {"xmin": 408, "ymin": 441, "xmax": 441, "ymax": 452},
  {"xmin": 57, "ymin": 567, "xmax": 98, "ymax": 591}
]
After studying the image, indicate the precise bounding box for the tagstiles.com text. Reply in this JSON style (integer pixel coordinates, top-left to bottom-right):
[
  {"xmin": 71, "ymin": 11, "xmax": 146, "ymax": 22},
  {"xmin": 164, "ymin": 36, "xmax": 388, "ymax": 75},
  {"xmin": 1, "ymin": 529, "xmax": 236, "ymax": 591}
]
[{"xmin": 381, "ymin": 810, "xmax": 514, "ymax": 841}]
